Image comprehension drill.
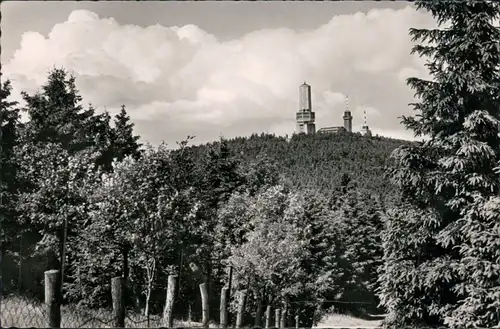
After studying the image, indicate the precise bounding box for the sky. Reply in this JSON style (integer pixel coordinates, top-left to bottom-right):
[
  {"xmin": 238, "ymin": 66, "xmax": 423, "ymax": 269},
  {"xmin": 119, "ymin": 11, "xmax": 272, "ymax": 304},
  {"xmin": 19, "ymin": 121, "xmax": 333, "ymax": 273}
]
[{"xmin": 2, "ymin": 1, "xmax": 437, "ymax": 146}]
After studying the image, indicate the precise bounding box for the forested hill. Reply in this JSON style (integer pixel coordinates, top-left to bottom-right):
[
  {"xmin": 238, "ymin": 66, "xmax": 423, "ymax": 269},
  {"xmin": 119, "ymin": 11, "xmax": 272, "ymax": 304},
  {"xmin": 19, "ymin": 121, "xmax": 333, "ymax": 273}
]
[{"xmin": 188, "ymin": 132, "xmax": 414, "ymax": 197}]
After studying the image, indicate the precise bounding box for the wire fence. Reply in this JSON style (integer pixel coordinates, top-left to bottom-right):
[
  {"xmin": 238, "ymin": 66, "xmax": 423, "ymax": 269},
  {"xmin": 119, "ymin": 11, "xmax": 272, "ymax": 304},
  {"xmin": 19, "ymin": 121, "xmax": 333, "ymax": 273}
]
[
  {"xmin": 0, "ymin": 258, "xmax": 383, "ymax": 329},
  {"xmin": 1, "ymin": 294, "xmax": 114, "ymax": 328},
  {"xmin": 1, "ymin": 295, "xmax": 213, "ymax": 328},
  {"xmin": 1, "ymin": 292, "xmax": 385, "ymax": 329},
  {"xmin": 0, "ymin": 289, "xmax": 461, "ymax": 329},
  {"xmin": 0, "ymin": 296, "xmax": 256, "ymax": 328}
]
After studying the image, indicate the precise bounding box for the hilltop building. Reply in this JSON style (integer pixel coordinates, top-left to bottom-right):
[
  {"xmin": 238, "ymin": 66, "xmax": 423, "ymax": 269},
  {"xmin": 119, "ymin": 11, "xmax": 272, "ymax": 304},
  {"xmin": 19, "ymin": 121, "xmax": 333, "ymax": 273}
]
[
  {"xmin": 343, "ymin": 96, "xmax": 353, "ymax": 133},
  {"xmin": 295, "ymin": 82, "xmax": 316, "ymax": 134},
  {"xmin": 361, "ymin": 110, "xmax": 372, "ymax": 137},
  {"xmin": 317, "ymin": 96, "xmax": 352, "ymax": 134},
  {"xmin": 294, "ymin": 83, "xmax": 371, "ymax": 136},
  {"xmin": 317, "ymin": 126, "xmax": 347, "ymax": 134}
]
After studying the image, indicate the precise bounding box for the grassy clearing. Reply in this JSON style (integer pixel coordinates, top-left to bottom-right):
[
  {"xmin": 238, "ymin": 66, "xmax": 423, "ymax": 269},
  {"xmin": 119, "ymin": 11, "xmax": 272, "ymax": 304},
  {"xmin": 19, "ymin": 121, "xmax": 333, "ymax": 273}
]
[{"xmin": 1, "ymin": 295, "xmax": 381, "ymax": 328}]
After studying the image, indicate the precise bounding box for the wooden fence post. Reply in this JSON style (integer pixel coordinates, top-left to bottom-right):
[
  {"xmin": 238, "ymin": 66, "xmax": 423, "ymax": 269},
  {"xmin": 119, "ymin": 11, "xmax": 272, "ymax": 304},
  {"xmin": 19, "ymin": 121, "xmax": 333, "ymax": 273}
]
[
  {"xmin": 235, "ymin": 290, "xmax": 247, "ymax": 328},
  {"xmin": 44, "ymin": 270, "xmax": 61, "ymax": 328},
  {"xmin": 265, "ymin": 305, "xmax": 271, "ymax": 328},
  {"xmin": 274, "ymin": 308, "xmax": 281, "ymax": 328},
  {"xmin": 220, "ymin": 286, "xmax": 229, "ymax": 328},
  {"xmin": 163, "ymin": 274, "xmax": 178, "ymax": 328},
  {"xmin": 200, "ymin": 283, "xmax": 209, "ymax": 327},
  {"xmin": 280, "ymin": 302, "xmax": 287, "ymax": 329},
  {"xmin": 111, "ymin": 277, "xmax": 125, "ymax": 328}
]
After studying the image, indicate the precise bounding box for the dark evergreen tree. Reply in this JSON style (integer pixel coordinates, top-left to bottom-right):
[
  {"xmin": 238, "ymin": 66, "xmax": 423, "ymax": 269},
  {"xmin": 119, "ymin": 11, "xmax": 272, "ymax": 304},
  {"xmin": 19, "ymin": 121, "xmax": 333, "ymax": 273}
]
[
  {"xmin": 0, "ymin": 79, "xmax": 20, "ymax": 249},
  {"xmin": 339, "ymin": 172, "xmax": 351, "ymax": 194},
  {"xmin": 0, "ymin": 79, "xmax": 23, "ymax": 293},
  {"xmin": 19, "ymin": 68, "xmax": 95, "ymax": 153},
  {"xmin": 112, "ymin": 104, "xmax": 142, "ymax": 162},
  {"xmin": 12, "ymin": 69, "xmax": 120, "ymax": 297},
  {"xmin": 239, "ymin": 154, "xmax": 281, "ymax": 196},
  {"xmin": 380, "ymin": 1, "xmax": 500, "ymax": 328},
  {"xmin": 194, "ymin": 137, "xmax": 246, "ymax": 309},
  {"xmin": 86, "ymin": 106, "xmax": 115, "ymax": 172},
  {"xmin": 332, "ymin": 187, "xmax": 384, "ymax": 315}
]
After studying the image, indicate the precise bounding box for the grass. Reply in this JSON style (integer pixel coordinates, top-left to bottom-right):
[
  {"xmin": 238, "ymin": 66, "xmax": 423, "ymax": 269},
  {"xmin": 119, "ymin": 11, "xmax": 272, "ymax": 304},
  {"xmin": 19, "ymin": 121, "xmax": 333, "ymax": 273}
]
[
  {"xmin": 1, "ymin": 295, "xmax": 382, "ymax": 328},
  {"xmin": 0, "ymin": 295, "xmax": 220, "ymax": 328},
  {"xmin": 316, "ymin": 313, "xmax": 382, "ymax": 328}
]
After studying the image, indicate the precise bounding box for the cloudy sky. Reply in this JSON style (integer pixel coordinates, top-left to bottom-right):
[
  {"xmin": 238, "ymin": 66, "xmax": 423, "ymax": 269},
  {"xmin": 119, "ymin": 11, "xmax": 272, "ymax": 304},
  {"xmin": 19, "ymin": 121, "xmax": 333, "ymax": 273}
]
[{"xmin": 2, "ymin": 1, "xmax": 436, "ymax": 146}]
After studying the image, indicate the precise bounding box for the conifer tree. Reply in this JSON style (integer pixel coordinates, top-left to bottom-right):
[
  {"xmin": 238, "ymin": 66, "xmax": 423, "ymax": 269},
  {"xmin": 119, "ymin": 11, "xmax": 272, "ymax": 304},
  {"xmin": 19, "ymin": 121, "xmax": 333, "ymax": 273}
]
[
  {"xmin": 194, "ymin": 138, "xmax": 245, "ymax": 308},
  {"xmin": 113, "ymin": 104, "xmax": 142, "ymax": 162},
  {"xmin": 0, "ymin": 79, "xmax": 20, "ymax": 252},
  {"xmin": 380, "ymin": 1, "xmax": 500, "ymax": 328},
  {"xmin": 240, "ymin": 154, "xmax": 281, "ymax": 196},
  {"xmin": 20, "ymin": 68, "xmax": 95, "ymax": 153},
  {"xmin": 90, "ymin": 108, "xmax": 115, "ymax": 172}
]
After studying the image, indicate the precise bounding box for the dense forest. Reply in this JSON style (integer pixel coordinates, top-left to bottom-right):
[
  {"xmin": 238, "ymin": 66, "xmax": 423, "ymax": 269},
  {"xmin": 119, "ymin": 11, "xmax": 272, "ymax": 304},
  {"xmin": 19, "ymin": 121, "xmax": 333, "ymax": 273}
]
[
  {"xmin": 188, "ymin": 132, "xmax": 412, "ymax": 199},
  {"xmin": 1, "ymin": 1, "xmax": 500, "ymax": 329}
]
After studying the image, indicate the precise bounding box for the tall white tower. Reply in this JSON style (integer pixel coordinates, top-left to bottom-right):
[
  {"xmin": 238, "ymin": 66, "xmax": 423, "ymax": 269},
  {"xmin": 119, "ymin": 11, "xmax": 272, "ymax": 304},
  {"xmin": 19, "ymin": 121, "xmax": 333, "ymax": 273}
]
[
  {"xmin": 361, "ymin": 109, "xmax": 372, "ymax": 137},
  {"xmin": 296, "ymin": 82, "xmax": 316, "ymax": 134},
  {"xmin": 343, "ymin": 96, "xmax": 353, "ymax": 133}
]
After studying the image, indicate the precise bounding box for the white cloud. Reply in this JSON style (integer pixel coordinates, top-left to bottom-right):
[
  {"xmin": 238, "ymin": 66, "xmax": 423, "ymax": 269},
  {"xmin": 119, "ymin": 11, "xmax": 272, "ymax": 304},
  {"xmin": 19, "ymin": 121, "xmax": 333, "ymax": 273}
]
[
  {"xmin": 373, "ymin": 128, "xmax": 420, "ymax": 142},
  {"xmin": 4, "ymin": 7, "xmax": 436, "ymax": 145},
  {"xmin": 354, "ymin": 106, "xmax": 381, "ymax": 122}
]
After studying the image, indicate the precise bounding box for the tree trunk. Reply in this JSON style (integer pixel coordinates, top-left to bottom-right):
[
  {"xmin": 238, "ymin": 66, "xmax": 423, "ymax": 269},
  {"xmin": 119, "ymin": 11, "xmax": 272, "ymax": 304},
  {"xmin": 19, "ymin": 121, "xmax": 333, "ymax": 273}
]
[
  {"xmin": 205, "ymin": 258, "xmax": 213, "ymax": 305},
  {"xmin": 287, "ymin": 301, "xmax": 293, "ymax": 327},
  {"xmin": 133, "ymin": 281, "xmax": 141, "ymax": 313},
  {"xmin": 188, "ymin": 303, "xmax": 193, "ymax": 323},
  {"xmin": 122, "ymin": 246, "xmax": 129, "ymax": 309},
  {"xmin": 144, "ymin": 288, "xmax": 151, "ymax": 317},
  {"xmin": 122, "ymin": 247, "xmax": 129, "ymax": 281},
  {"xmin": 18, "ymin": 233, "xmax": 23, "ymax": 292},
  {"xmin": 144, "ymin": 258, "xmax": 155, "ymax": 317},
  {"xmin": 177, "ymin": 249, "xmax": 184, "ymax": 298},
  {"xmin": 59, "ymin": 216, "xmax": 68, "ymax": 298}
]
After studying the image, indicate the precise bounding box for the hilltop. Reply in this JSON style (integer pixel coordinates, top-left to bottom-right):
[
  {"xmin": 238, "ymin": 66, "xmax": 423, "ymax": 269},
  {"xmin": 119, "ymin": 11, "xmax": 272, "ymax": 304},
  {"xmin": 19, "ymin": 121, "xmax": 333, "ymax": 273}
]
[{"xmin": 187, "ymin": 132, "xmax": 414, "ymax": 199}]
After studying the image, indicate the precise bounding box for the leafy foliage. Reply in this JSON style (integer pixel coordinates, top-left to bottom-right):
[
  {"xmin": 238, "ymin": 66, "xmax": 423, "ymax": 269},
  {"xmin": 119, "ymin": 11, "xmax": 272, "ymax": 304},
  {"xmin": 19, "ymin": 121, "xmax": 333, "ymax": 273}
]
[{"xmin": 71, "ymin": 145, "xmax": 200, "ymax": 310}]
